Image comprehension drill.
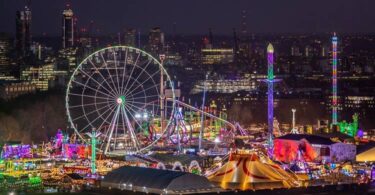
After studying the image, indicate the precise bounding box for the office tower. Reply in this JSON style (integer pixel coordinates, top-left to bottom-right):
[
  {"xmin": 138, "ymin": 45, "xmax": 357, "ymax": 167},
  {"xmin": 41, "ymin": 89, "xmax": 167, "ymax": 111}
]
[
  {"xmin": 0, "ymin": 33, "xmax": 11, "ymax": 67},
  {"xmin": 124, "ymin": 28, "xmax": 136, "ymax": 47},
  {"xmin": 62, "ymin": 4, "xmax": 74, "ymax": 48},
  {"xmin": 15, "ymin": 6, "xmax": 32, "ymax": 56},
  {"xmin": 148, "ymin": 27, "xmax": 164, "ymax": 55}
]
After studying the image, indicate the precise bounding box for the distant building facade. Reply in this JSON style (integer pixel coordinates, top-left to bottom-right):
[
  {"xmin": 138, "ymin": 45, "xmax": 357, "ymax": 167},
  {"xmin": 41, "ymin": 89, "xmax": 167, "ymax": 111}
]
[
  {"xmin": 148, "ymin": 27, "xmax": 164, "ymax": 55},
  {"xmin": 201, "ymin": 49, "xmax": 234, "ymax": 65},
  {"xmin": 124, "ymin": 28, "xmax": 137, "ymax": 47},
  {"xmin": 0, "ymin": 81, "xmax": 36, "ymax": 99},
  {"xmin": 0, "ymin": 33, "xmax": 11, "ymax": 75},
  {"xmin": 21, "ymin": 59, "xmax": 68, "ymax": 91}
]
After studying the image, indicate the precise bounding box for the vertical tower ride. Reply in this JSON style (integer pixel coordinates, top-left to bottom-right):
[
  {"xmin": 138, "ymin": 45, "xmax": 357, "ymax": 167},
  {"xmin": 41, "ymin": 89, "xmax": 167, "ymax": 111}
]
[
  {"xmin": 266, "ymin": 43, "xmax": 275, "ymax": 148},
  {"xmin": 332, "ymin": 33, "xmax": 338, "ymax": 125}
]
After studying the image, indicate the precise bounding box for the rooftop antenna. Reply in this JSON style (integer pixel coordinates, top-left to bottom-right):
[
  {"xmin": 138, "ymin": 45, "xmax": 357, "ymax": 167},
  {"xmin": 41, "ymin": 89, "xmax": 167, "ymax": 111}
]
[
  {"xmin": 26, "ymin": 0, "xmax": 31, "ymax": 8},
  {"xmin": 118, "ymin": 32, "xmax": 121, "ymax": 45},
  {"xmin": 137, "ymin": 30, "xmax": 141, "ymax": 48},
  {"xmin": 241, "ymin": 10, "xmax": 248, "ymax": 36},
  {"xmin": 208, "ymin": 28, "xmax": 214, "ymax": 47}
]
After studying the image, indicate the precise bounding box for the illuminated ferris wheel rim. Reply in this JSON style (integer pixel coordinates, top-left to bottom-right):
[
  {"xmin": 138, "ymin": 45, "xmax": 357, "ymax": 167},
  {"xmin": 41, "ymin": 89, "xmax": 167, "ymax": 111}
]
[{"xmin": 65, "ymin": 45, "xmax": 176, "ymax": 154}]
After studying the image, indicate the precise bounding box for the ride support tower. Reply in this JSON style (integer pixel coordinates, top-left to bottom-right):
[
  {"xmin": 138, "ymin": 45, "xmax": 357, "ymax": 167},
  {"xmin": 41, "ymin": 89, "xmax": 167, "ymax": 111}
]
[
  {"xmin": 264, "ymin": 43, "xmax": 280, "ymax": 155},
  {"xmin": 332, "ymin": 33, "xmax": 338, "ymax": 125}
]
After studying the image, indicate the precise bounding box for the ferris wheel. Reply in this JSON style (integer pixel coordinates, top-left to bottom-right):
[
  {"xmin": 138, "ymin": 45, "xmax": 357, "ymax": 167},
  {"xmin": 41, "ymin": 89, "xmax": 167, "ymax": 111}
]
[{"xmin": 66, "ymin": 46, "xmax": 175, "ymax": 155}]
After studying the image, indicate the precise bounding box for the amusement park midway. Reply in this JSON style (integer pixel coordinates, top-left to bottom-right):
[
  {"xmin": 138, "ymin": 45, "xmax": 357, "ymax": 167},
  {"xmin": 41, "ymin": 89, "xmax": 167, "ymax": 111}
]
[
  {"xmin": 1, "ymin": 1, "xmax": 375, "ymax": 192},
  {"xmin": 0, "ymin": 43, "xmax": 374, "ymax": 195}
]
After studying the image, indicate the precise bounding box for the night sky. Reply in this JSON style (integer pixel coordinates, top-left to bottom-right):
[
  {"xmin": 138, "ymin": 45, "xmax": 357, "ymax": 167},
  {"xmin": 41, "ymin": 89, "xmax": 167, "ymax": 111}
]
[{"xmin": 0, "ymin": 0, "xmax": 374, "ymax": 36}]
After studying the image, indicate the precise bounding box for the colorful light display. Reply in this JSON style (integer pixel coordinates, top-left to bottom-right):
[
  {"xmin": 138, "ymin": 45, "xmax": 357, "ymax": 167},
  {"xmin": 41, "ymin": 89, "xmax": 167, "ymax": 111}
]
[
  {"xmin": 332, "ymin": 33, "xmax": 338, "ymax": 125},
  {"xmin": 266, "ymin": 43, "xmax": 275, "ymax": 149},
  {"xmin": 62, "ymin": 144, "xmax": 90, "ymax": 159},
  {"xmin": 1, "ymin": 144, "xmax": 32, "ymax": 159},
  {"xmin": 86, "ymin": 129, "xmax": 100, "ymax": 174},
  {"xmin": 338, "ymin": 113, "xmax": 359, "ymax": 137},
  {"xmin": 273, "ymin": 139, "xmax": 317, "ymax": 163}
]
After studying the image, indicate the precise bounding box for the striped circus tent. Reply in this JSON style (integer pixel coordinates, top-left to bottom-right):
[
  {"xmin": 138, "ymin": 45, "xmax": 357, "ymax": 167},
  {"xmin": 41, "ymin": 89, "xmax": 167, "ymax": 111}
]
[{"xmin": 208, "ymin": 152, "xmax": 300, "ymax": 191}]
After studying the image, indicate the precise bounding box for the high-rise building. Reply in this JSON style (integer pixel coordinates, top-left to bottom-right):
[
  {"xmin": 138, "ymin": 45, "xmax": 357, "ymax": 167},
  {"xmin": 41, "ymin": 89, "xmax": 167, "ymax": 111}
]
[
  {"xmin": 291, "ymin": 45, "xmax": 301, "ymax": 56},
  {"xmin": 62, "ymin": 5, "xmax": 74, "ymax": 48},
  {"xmin": 124, "ymin": 28, "xmax": 136, "ymax": 47},
  {"xmin": 0, "ymin": 33, "xmax": 11, "ymax": 67},
  {"xmin": 148, "ymin": 27, "xmax": 164, "ymax": 55},
  {"xmin": 15, "ymin": 6, "xmax": 32, "ymax": 56}
]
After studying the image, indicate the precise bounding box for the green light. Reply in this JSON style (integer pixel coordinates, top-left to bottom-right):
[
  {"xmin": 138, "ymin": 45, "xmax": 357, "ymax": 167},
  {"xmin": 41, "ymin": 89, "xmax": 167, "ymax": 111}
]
[
  {"xmin": 267, "ymin": 43, "xmax": 274, "ymax": 80},
  {"xmin": 91, "ymin": 130, "xmax": 97, "ymax": 174},
  {"xmin": 338, "ymin": 113, "xmax": 359, "ymax": 137},
  {"xmin": 28, "ymin": 176, "xmax": 42, "ymax": 185},
  {"xmin": 116, "ymin": 96, "xmax": 126, "ymax": 105}
]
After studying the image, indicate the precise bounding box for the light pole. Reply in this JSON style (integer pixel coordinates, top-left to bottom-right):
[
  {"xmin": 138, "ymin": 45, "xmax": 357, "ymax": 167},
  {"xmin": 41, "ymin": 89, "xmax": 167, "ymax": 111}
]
[
  {"xmin": 159, "ymin": 54, "xmax": 165, "ymax": 143},
  {"xmin": 214, "ymin": 137, "xmax": 220, "ymax": 150},
  {"xmin": 291, "ymin": 109, "xmax": 298, "ymax": 134},
  {"xmin": 199, "ymin": 73, "xmax": 209, "ymax": 152}
]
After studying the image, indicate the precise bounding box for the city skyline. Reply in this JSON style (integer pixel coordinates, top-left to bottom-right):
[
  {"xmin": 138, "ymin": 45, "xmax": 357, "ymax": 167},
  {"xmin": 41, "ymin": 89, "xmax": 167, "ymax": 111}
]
[{"xmin": 1, "ymin": 0, "xmax": 375, "ymax": 36}]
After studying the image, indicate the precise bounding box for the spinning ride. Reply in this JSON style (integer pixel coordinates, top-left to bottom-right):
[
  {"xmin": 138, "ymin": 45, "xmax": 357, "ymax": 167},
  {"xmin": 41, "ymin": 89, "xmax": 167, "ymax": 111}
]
[{"xmin": 66, "ymin": 46, "xmax": 175, "ymax": 155}]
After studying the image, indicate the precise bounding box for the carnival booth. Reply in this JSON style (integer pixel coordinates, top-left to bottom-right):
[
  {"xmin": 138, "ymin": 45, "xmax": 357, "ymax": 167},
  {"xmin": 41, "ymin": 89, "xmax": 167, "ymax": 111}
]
[
  {"xmin": 207, "ymin": 152, "xmax": 301, "ymax": 191},
  {"xmin": 274, "ymin": 134, "xmax": 356, "ymax": 163}
]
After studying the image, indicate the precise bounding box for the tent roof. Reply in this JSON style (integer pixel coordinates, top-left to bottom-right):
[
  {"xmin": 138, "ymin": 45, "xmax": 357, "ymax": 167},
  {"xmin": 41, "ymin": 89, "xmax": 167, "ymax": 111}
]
[
  {"xmin": 356, "ymin": 147, "xmax": 375, "ymax": 162},
  {"xmin": 277, "ymin": 134, "xmax": 334, "ymax": 145},
  {"xmin": 357, "ymin": 142, "xmax": 375, "ymax": 154},
  {"xmin": 317, "ymin": 132, "xmax": 353, "ymax": 141},
  {"xmin": 102, "ymin": 166, "xmax": 215, "ymax": 192},
  {"xmin": 208, "ymin": 153, "xmax": 299, "ymax": 190},
  {"xmin": 150, "ymin": 153, "xmax": 204, "ymax": 165}
]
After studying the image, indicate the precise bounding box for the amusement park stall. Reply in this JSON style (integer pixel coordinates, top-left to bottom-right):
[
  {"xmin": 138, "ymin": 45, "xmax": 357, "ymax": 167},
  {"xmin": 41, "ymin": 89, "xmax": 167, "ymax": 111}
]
[{"xmin": 274, "ymin": 134, "xmax": 356, "ymax": 163}]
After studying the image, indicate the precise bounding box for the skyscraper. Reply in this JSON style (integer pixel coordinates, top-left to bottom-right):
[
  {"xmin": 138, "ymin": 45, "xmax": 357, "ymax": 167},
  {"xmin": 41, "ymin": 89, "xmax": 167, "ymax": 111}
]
[
  {"xmin": 62, "ymin": 4, "xmax": 74, "ymax": 48},
  {"xmin": 0, "ymin": 33, "xmax": 12, "ymax": 76},
  {"xmin": 148, "ymin": 27, "xmax": 164, "ymax": 55},
  {"xmin": 124, "ymin": 28, "xmax": 136, "ymax": 47},
  {"xmin": 0, "ymin": 33, "xmax": 11, "ymax": 67},
  {"xmin": 15, "ymin": 6, "xmax": 32, "ymax": 56}
]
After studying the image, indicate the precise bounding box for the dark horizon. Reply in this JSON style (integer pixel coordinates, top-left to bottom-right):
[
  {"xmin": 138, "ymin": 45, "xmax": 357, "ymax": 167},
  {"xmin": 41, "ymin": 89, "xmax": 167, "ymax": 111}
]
[{"xmin": 1, "ymin": 0, "xmax": 375, "ymax": 36}]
